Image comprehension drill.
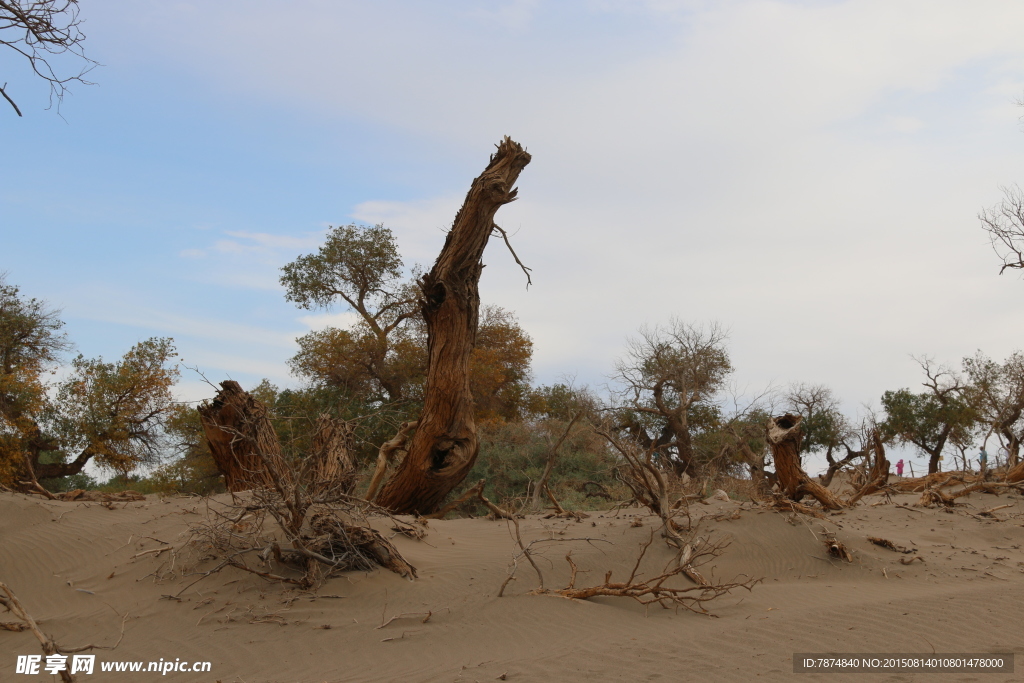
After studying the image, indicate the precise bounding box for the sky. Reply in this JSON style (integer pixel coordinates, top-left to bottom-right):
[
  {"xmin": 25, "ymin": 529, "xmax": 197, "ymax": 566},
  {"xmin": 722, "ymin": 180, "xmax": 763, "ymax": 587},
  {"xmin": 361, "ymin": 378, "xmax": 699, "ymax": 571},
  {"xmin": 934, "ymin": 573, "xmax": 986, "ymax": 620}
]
[{"xmin": 3, "ymin": 0, "xmax": 1024, "ymax": 475}]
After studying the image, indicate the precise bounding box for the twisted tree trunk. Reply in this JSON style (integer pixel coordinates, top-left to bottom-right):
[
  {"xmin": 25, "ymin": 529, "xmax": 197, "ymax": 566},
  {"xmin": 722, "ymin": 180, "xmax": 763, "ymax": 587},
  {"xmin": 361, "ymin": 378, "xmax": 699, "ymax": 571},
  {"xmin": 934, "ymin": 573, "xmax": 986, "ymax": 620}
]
[
  {"xmin": 375, "ymin": 137, "xmax": 532, "ymax": 514},
  {"xmin": 766, "ymin": 414, "xmax": 845, "ymax": 510},
  {"xmin": 845, "ymin": 430, "xmax": 889, "ymax": 505}
]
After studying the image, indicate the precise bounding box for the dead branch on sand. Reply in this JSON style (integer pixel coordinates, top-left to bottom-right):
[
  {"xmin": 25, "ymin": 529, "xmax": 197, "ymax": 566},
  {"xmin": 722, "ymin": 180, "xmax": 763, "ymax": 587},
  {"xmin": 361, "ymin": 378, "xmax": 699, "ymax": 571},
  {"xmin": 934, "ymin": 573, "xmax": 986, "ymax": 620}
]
[
  {"xmin": 867, "ymin": 537, "xmax": 913, "ymax": 554},
  {"xmin": 529, "ymin": 531, "xmax": 760, "ymax": 614},
  {"xmin": 820, "ymin": 529, "xmax": 853, "ymax": 562},
  {"xmin": 377, "ymin": 607, "xmax": 450, "ymax": 629},
  {"xmin": 0, "ymin": 581, "xmax": 127, "ymax": 683},
  {"xmin": 179, "ymin": 491, "xmax": 416, "ymax": 594},
  {"xmin": 421, "ymin": 480, "xmax": 487, "ymax": 519},
  {"xmin": 762, "ymin": 494, "xmax": 828, "ymax": 520},
  {"xmin": 890, "ymin": 471, "xmax": 975, "ymax": 493},
  {"xmin": 541, "ymin": 484, "xmax": 589, "ymax": 521},
  {"xmin": 421, "ymin": 479, "xmax": 520, "ymax": 520},
  {"xmin": 915, "ymin": 487, "xmax": 957, "ymax": 508}
]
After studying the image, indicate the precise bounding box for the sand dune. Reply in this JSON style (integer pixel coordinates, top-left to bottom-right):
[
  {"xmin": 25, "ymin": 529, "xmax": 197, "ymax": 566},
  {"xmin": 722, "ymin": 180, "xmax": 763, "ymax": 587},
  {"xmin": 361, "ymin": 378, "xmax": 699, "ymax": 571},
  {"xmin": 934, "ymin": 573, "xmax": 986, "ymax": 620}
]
[{"xmin": 2, "ymin": 489, "xmax": 1023, "ymax": 682}]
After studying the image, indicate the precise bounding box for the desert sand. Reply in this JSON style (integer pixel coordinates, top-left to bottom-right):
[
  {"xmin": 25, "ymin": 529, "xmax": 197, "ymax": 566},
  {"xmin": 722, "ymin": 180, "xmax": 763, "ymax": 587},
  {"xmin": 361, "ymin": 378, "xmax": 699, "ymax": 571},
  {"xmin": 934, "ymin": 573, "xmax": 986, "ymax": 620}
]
[{"xmin": 2, "ymin": 488, "xmax": 1023, "ymax": 682}]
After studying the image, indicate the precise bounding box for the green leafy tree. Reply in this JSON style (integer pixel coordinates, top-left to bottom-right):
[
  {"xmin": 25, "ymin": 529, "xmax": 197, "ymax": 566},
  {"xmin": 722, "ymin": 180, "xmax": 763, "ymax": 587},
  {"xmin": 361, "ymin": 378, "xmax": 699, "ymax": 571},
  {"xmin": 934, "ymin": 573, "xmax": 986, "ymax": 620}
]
[
  {"xmin": 0, "ymin": 275, "xmax": 70, "ymax": 484},
  {"xmin": 282, "ymin": 224, "xmax": 419, "ymax": 403},
  {"xmin": 785, "ymin": 384, "xmax": 850, "ymax": 460},
  {"xmin": 612, "ymin": 319, "xmax": 732, "ymax": 474},
  {"xmin": 962, "ymin": 350, "xmax": 1024, "ymax": 466},
  {"xmin": 880, "ymin": 358, "xmax": 978, "ymax": 474},
  {"xmin": 0, "ymin": 276, "xmax": 179, "ymax": 487},
  {"xmin": 283, "ymin": 224, "xmax": 535, "ymax": 422}
]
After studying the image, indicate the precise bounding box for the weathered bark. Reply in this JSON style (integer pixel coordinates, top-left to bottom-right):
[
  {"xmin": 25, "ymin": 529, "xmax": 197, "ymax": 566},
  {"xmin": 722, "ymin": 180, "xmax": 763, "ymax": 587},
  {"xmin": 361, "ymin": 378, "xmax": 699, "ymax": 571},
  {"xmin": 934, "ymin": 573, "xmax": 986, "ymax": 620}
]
[
  {"xmin": 766, "ymin": 414, "xmax": 845, "ymax": 510},
  {"xmin": 375, "ymin": 137, "xmax": 532, "ymax": 514},
  {"xmin": 308, "ymin": 511, "xmax": 416, "ymax": 580},
  {"xmin": 364, "ymin": 421, "xmax": 418, "ymax": 501},
  {"xmin": 199, "ymin": 380, "xmax": 290, "ymax": 493},
  {"xmin": 421, "ymin": 479, "xmax": 486, "ymax": 519},
  {"xmin": 819, "ymin": 445, "xmax": 865, "ymax": 488},
  {"xmin": 1005, "ymin": 459, "xmax": 1024, "ymax": 483},
  {"xmin": 308, "ymin": 414, "xmax": 357, "ymax": 498}
]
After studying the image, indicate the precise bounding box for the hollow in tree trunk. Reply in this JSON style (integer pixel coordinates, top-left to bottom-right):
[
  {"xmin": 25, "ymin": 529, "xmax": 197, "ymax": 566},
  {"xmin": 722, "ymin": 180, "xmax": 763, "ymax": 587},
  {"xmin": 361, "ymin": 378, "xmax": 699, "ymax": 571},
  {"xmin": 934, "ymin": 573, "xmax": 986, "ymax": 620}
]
[
  {"xmin": 766, "ymin": 414, "xmax": 845, "ymax": 510},
  {"xmin": 375, "ymin": 137, "xmax": 532, "ymax": 514}
]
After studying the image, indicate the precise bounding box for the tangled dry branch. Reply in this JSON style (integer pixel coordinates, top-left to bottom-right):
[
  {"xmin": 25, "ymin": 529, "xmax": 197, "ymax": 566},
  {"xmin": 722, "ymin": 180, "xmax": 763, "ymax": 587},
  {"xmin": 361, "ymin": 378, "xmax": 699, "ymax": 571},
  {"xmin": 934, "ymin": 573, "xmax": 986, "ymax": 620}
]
[{"xmin": 530, "ymin": 531, "xmax": 760, "ymax": 614}]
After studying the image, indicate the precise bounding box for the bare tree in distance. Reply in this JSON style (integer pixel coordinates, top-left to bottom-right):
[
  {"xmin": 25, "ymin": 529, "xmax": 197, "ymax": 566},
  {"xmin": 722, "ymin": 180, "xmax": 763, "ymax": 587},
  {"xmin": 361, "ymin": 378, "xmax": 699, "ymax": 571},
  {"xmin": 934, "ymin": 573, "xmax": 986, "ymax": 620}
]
[
  {"xmin": 979, "ymin": 185, "xmax": 1024, "ymax": 275},
  {"xmin": 613, "ymin": 319, "xmax": 732, "ymax": 476},
  {"xmin": 0, "ymin": 1, "xmax": 96, "ymax": 116}
]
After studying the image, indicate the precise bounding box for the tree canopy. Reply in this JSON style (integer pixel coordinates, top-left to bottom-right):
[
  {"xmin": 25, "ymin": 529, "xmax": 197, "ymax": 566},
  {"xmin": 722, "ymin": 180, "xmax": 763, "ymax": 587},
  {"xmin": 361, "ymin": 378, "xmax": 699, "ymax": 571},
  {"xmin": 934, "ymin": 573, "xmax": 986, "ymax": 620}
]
[
  {"xmin": 613, "ymin": 319, "xmax": 732, "ymax": 474},
  {"xmin": 283, "ymin": 223, "xmax": 535, "ymax": 422},
  {"xmin": 0, "ymin": 277, "xmax": 178, "ymax": 487},
  {"xmin": 880, "ymin": 358, "xmax": 977, "ymax": 474}
]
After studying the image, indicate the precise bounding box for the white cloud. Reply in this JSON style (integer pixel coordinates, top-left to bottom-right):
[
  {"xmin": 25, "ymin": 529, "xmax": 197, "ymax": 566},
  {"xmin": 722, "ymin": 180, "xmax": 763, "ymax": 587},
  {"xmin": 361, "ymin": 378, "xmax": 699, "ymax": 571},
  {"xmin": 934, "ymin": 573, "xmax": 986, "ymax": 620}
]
[
  {"xmin": 297, "ymin": 311, "xmax": 362, "ymax": 331},
  {"xmin": 85, "ymin": 0, "xmax": 1024, "ymax": 413},
  {"xmin": 66, "ymin": 286, "xmax": 298, "ymax": 350},
  {"xmin": 352, "ymin": 195, "xmax": 463, "ymax": 265},
  {"xmin": 222, "ymin": 230, "xmax": 326, "ymax": 250}
]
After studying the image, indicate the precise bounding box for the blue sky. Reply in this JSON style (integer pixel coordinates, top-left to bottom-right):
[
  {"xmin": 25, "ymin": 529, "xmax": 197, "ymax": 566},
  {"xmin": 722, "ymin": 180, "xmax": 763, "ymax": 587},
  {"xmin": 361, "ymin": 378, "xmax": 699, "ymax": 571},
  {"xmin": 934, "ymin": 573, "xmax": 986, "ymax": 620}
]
[{"xmin": 3, "ymin": 1, "xmax": 1024, "ymax": 473}]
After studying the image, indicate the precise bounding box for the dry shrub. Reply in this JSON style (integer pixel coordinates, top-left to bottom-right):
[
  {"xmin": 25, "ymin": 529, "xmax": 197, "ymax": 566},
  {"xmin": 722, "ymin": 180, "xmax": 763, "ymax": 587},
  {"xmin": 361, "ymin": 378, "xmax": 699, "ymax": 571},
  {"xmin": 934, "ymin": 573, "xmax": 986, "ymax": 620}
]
[
  {"xmin": 177, "ymin": 494, "xmax": 415, "ymax": 591},
  {"xmin": 176, "ymin": 381, "xmax": 417, "ymax": 591}
]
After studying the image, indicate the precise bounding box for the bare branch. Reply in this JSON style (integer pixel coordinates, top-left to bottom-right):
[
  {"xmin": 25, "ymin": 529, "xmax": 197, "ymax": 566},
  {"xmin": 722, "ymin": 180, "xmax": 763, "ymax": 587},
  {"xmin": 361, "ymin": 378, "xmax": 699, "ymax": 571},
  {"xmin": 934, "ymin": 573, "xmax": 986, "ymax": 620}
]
[
  {"xmin": 492, "ymin": 223, "xmax": 533, "ymax": 287},
  {"xmin": 0, "ymin": 82, "xmax": 22, "ymax": 115}
]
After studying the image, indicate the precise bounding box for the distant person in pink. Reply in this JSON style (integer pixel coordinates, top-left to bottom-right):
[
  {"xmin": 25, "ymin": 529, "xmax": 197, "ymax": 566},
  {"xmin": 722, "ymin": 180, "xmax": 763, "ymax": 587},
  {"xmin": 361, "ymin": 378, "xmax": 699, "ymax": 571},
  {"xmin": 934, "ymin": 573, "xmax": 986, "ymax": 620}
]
[{"xmin": 896, "ymin": 459, "xmax": 904, "ymax": 476}]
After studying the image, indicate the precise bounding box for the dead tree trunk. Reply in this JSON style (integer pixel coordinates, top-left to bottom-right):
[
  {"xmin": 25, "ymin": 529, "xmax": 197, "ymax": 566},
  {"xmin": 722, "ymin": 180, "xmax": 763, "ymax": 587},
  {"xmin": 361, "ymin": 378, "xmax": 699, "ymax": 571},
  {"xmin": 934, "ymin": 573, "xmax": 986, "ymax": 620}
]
[
  {"xmin": 766, "ymin": 414, "xmax": 845, "ymax": 510},
  {"xmin": 846, "ymin": 430, "xmax": 889, "ymax": 505},
  {"xmin": 1005, "ymin": 459, "xmax": 1024, "ymax": 483},
  {"xmin": 819, "ymin": 445, "xmax": 865, "ymax": 488},
  {"xmin": 375, "ymin": 137, "xmax": 532, "ymax": 514},
  {"xmin": 308, "ymin": 414, "xmax": 357, "ymax": 498},
  {"xmin": 199, "ymin": 380, "xmax": 290, "ymax": 493}
]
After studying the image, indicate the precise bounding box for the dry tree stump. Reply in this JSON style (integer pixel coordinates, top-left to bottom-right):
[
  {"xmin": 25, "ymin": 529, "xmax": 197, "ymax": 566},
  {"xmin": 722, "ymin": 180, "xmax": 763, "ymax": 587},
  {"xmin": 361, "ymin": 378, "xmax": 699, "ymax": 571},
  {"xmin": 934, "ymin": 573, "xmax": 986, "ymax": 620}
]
[
  {"xmin": 375, "ymin": 137, "xmax": 532, "ymax": 515},
  {"xmin": 766, "ymin": 414, "xmax": 845, "ymax": 511},
  {"xmin": 199, "ymin": 380, "xmax": 291, "ymax": 492}
]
